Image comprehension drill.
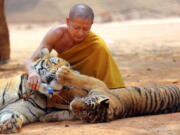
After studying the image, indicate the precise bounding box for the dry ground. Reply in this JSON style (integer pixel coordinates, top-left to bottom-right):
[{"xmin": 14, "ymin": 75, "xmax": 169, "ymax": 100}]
[{"xmin": 0, "ymin": 18, "xmax": 180, "ymax": 135}]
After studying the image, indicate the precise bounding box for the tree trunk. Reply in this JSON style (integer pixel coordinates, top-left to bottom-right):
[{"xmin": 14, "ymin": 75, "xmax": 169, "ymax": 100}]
[{"xmin": 0, "ymin": 0, "xmax": 10, "ymax": 64}]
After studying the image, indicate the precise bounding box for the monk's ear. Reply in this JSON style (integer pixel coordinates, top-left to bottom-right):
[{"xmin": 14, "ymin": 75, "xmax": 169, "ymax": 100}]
[{"xmin": 40, "ymin": 48, "xmax": 50, "ymax": 58}]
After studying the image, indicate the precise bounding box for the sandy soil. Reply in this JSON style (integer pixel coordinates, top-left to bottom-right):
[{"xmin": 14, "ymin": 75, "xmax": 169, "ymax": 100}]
[{"xmin": 0, "ymin": 18, "xmax": 180, "ymax": 135}]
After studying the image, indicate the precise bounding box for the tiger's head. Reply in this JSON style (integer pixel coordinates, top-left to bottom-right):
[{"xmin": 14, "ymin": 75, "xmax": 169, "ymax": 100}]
[
  {"xmin": 70, "ymin": 95, "xmax": 110, "ymax": 123},
  {"xmin": 33, "ymin": 48, "xmax": 70, "ymax": 90}
]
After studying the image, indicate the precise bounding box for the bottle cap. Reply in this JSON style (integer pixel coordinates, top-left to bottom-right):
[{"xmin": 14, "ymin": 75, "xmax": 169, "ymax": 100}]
[{"xmin": 48, "ymin": 88, "xmax": 54, "ymax": 94}]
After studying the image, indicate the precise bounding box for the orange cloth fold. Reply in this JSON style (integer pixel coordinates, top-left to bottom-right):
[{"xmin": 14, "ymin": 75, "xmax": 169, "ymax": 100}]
[{"xmin": 58, "ymin": 32, "xmax": 125, "ymax": 88}]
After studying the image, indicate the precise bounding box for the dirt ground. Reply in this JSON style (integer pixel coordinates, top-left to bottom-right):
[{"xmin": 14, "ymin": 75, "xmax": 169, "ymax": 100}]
[{"xmin": 0, "ymin": 18, "xmax": 180, "ymax": 135}]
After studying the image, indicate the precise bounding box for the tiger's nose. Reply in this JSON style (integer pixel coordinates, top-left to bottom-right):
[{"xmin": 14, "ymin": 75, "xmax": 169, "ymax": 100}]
[{"xmin": 51, "ymin": 67, "xmax": 58, "ymax": 72}]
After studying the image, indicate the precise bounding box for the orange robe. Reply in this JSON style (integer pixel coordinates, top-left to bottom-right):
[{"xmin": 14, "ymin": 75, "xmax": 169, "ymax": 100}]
[{"xmin": 58, "ymin": 32, "xmax": 125, "ymax": 88}]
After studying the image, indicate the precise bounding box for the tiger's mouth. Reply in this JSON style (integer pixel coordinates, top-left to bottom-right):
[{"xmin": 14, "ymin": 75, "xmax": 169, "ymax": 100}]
[
  {"xmin": 72, "ymin": 107, "xmax": 104, "ymax": 123},
  {"xmin": 44, "ymin": 72, "xmax": 63, "ymax": 91},
  {"xmin": 46, "ymin": 74, "xmax": 56, "ymax": 84},
  {"xmin": 71, "ymin": 106, "xmax": 95, "ymax": 122}
]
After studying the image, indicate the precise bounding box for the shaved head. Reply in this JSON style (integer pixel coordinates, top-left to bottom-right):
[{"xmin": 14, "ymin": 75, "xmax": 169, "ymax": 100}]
[{"xmin": 69, "ymin": 4, "xmax": 94, "ymax": 22}]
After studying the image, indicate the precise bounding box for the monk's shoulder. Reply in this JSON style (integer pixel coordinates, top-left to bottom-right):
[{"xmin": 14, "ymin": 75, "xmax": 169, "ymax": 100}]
[{"xmin": 48, "ymin": 24, "xmax": 67, "ymax": 38}]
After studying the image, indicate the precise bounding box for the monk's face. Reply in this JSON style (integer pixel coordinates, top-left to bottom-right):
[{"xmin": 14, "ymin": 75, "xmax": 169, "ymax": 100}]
[{"xmin": 66, "ymin": 17, "xmax": 93, "ymax": 43}]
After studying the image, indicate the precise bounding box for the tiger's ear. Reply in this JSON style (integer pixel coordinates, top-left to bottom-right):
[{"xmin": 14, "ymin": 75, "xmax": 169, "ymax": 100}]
[
  {"xmin": 98, "ymin": 96, "xmax": 110, "ymax": 108},
  {"xmin": 40, "ymin": 48, "xmax": 50, "ymax": 58}
]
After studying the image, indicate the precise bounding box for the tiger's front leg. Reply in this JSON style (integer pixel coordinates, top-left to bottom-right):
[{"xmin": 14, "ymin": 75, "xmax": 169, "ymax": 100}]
[
  {"xmin": 0, "ymin": 93, "xmax": 47, "ymax": 134},
  {"xmin": 39, "ymin": 110, "xmax": 77, "ymax": 122},
  {"xmin": 56, "ymin": 66, "xmax": 109, "ymax": 92}
]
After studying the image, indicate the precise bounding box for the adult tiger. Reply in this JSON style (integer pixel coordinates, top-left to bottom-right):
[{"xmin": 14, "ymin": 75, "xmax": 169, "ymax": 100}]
[
  {"xmin": 0, "ymin": 48, "xmax": 75, "ymax": 134},
  {"xmin": 1, "ymin": 48, "xmax": 180, "ymax": 133},
  {"xmin": 56, "ymin": 66, "xmax": 180, "ymax": 123}
]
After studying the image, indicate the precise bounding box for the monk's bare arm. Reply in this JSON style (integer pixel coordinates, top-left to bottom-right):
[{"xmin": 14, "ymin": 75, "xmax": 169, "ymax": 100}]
[
  {"xmin": 24, "ymin": 26, "xmax": 64, "ymax": 89},
  {"xmin": 25, "ymin": 27, "xmax": 64, "ymax": 72}
]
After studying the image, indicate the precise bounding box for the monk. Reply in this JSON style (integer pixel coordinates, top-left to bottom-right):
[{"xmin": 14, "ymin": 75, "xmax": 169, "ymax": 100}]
[{"xmin": 25, "ymin": 4, "xmax": 125, "ymax": 92}]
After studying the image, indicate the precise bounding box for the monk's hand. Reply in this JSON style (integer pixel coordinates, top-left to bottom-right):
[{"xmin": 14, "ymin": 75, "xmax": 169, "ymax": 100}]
[{"xmin": 27, "ymin": 71, "xmax": 41, "ymax": 90}]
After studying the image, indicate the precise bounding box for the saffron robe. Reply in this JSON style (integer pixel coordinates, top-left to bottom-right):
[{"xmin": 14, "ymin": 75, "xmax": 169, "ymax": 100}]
[
  {"xmin": 58, "ymin": 32, "xmax": 125, "ymax": 88},
  {"xmin": 47, "ymin": 32, "xmax": 125, "ymax": 107}
]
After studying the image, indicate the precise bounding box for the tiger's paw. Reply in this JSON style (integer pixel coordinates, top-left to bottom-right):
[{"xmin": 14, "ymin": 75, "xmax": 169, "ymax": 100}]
[
  {"xmin": 0, "ymin": 113, "xmax": 23, "ymax": 134},
  {"xmin": 56, "ymin": 66, "xmax": 71, "ymax": 83}
]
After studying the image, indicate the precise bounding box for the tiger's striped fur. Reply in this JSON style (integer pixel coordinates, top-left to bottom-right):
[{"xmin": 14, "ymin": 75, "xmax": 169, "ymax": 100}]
[
  {"xmin": 56, "ymin": 66, "xmax": 180, "ymax": 123},
  {"xmin": 1, "ymin": 49, "xmax": 179, "ymax": 133}
]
